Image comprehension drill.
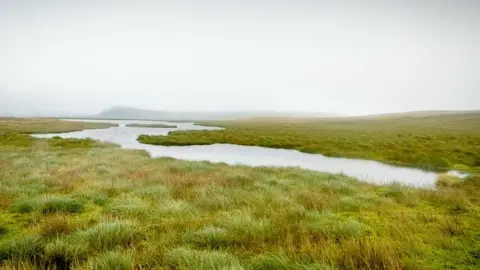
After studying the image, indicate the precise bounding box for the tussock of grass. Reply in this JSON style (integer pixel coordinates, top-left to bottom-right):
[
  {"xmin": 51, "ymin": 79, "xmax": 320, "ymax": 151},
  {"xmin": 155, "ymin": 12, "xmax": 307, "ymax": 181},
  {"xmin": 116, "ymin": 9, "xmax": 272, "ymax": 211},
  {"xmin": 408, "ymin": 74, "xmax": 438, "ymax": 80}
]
[
  {"xmin": 157, "ymin": 199, "xmax": 197, "ymax": 217},
  {"xmin": 378, "ymin": 185, "xmax": 420, "ymax": 206},
  {"xmin": 223, "ymin": 171, "xmax": 255, "ymax": 187},
  {"xmin": 165, "ymin": 247, "xmax": 243, "ymax": 270},
  {"xmin": 335, "ymin": 194, "xmax": 377, "ymax": 212},
  {"xmin": 184, "ymin": 226, "xmax": 230, "ymax": 249},
  {"xmin": 96, "ymin": 179, "xmax": 137, "ymax": 197},
  {"xmin": 249, "ymin": 254, "xmax": 334, "ymax": 270},
  {"xmin": 337, "ymin": 239, "xmax": 402, "ymax": 269},
  {"xmin": 10, "ymin": 196, "xmax": 84, "ymax": 214},
  {"xmin": 38, "ymin": 214, "xmax": 82, "ymax": 238},
  {"xmin": 132, "ymin": 185, "xmax": 169, "ymax": 199},
  {"xmin": 194, "ymin": 187, "xmax": 233, "ymax": 211},
  {"xmin": 71, "ymin": 221, "xmax": 141, "ymax": 251},
  {"xmin": 90, "ymin": 251, "xmax": 133, "ymax": 270},
  {"xmin": 0, "ymin": 236, "xmax": 44, "ymax": 263},
  {"xmin": 10, "ymin": 199, "xmax": 38, "ymax": 214},
  {"xmin": 44, "ymin": 240, "xmax": 87, "ymax": 269},
  {"xmin": 306, "ymin": 212, "xmax": 364, "ymax": 239},
  {"xmin": 207, "ymin": 211, "xmax": 277, "ymax": 248},
  {"xmin": 105, "ymin": 198, "xmax": 150, "ymax": 218},
  {"xmin": 92, "ymin": 194, "xmax": 110, "ymax": 206},
  {"xmin": 436, "ymin": 173, "xmax": 463, "ymax": 188},
  {"xmin": 40, "ymin": 197, "xmax": 84, "ymax": 214},
  {"xmin": 249, "ymin": 254, "xmax": 291, "ymax": 270}
]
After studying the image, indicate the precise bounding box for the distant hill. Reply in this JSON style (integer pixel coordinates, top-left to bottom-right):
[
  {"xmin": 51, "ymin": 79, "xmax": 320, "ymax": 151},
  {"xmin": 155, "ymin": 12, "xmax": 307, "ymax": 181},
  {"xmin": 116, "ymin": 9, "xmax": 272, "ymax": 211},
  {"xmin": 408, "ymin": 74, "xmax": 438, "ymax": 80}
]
[
  {"xmin": 84, "ymin": 106, "xmax": 480, "ymax": 121},
  {"xmin": 360, "ymin": 110, "xmax": 480, "ymax": 119},
  {"xmin": 90, "ymin": 106, "xmax": 338, "ymax": 121}
]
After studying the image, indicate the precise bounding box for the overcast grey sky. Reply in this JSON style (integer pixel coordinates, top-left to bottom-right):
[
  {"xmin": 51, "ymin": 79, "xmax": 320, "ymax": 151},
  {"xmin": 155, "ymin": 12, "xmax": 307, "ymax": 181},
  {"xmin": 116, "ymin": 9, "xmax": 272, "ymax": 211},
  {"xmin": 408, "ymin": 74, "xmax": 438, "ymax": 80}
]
[{"xmin": 1, "ymin": 0, "xmax": 479, "ymax": 116}]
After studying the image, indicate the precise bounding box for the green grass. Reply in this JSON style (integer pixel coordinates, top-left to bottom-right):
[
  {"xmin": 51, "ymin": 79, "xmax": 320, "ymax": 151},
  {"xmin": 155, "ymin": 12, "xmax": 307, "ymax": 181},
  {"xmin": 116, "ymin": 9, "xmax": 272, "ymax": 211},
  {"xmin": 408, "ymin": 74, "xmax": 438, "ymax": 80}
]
[
  {"xmin": 0, "ymin": 118, "xmax": 116, "ymax": 134},
  {"xmin": 125, "ymin": 123, "xmax": 177, "ymax": 128},
  {"xmin": 43, "ymin": 239, "xmax": 88, "ymax": 269},
  {"xmin": 71, "ymin": 221, "xmax": 141, "ymax": 251},
  {"xmin": 0, "ymin": 118, "xmax": 479, "ymax": 269},
  {"xmin": 306, "ymin": 211, "xmax": 364, "ymax": 239},
  {"xmin": 138, "ymin": 112, "xmax": 480, "ymax": 172},
  {"xmin": 164, "ymin": 247, "xmax": 243, "ymax": 270},
  {"xmin": 10, "ymin": 196, "xmax": 84, "ymax": 214},
  {"xmin": 0, "ymin": 236, "xmax": 45, "ymax": 263},
  {"xmin": 41, "ymin": 197, "xmax": 84, "ymax": 214},
  {"xmin": 90, "ymin": 251, "xmax": 133, "ymax": 270}
]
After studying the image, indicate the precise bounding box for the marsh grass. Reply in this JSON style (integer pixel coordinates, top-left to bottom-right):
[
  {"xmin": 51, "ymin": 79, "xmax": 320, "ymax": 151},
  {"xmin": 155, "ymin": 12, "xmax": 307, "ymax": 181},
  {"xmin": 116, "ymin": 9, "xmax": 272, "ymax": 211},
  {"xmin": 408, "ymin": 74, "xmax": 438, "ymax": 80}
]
[
  {"xmin": 41, "ymin": 197, "xmax": 84, "ymax": 214},
  {"xmin": 131, "ymin": 185, "xmax": 168, "ymax": 199},
  {"xmin": 336, "ymin": 238, "xmax": 402, "ymax": 269},
  {"xmin": 48, "ymin": 137, "xmax": 97, "ymax": 149},
  {"xmin": 0, "ymin": 236, "xmax": 45, "ymax": 263},
  {"xmin": 0, "ymin": 120, "xmax": 479, "ymax": 269},
  {"xmin": 184, "ymin": 226, "xmax": 231, "ymax": 249},
  {"xmin": 249, "ymin": 253, "xmax": 334, "ymax": 270},
  {"xmin": 43, "ymin": 240, "xmax": 88, "ymax": 269},
  {"xmin": 306, "ymin": 211, "xmax": 364, "ymax": 239},
  {"xmin": 164, "ymin": 247, "xmax": 243, "ymax": 270},
  {"xmin": 38, "ymin": 214, "xmax": 83, "ymax": 238},
  {"xmin": 0, "ymin": 118, "xmax": 116, "ymax": 134},
  {"xmin": 0, "ymin": 225, "xmax": 7, "ymax": 237},
  {"xmin": 89, "ymin": 251, "xmax": 133, "ymax": 270},
  {"xmin": 105, "ymin": 198, "xmax": 150, "ymax": 219},
  {"xmin": 157, "ymin": 199, "xmax": 197, "ymax": 218},
  {"xmin": 214, "ymin": 211, "xmax": 276, "ymax": 247},
  {"xmin": 70, "ymin": 221, "xmax": 141, "ymax": 251},
  {"xmin": 10, "ymin": 196, "xmax": 84, "ymax": 215},
  {"xmin": 436, "ymin": 173, "xmax": 463, "ymax": 188},
  {"xmin": 138, "ymin": 113, "xmax": 480, "ymax": 172}
]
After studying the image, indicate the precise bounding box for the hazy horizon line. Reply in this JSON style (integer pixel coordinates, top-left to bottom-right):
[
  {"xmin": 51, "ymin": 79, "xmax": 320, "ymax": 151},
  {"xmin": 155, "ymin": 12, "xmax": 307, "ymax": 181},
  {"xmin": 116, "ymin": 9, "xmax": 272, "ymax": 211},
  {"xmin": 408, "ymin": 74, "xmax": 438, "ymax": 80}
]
[{"xmin": 1, "ymin": 104, "xmax": 479, "ymax": 119}]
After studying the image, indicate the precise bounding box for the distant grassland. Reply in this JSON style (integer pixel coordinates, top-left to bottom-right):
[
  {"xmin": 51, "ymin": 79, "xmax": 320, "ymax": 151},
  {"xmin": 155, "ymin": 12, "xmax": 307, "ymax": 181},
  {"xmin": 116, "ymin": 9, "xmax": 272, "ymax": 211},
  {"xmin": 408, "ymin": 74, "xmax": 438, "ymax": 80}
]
[
  {"xmin": 0, "ymin": 118, "xmax": 116, "ymax": 134},
  {"xmin": 0, "ymin": 120, "xmax": 479, "ymax": 269},
  {"xmin": 126, "ymin": 123, "xmax": 177, "ymax": 128},
  {"xmin": 139, "ymin": 112, "xmax": 480, "ymax": 172}
]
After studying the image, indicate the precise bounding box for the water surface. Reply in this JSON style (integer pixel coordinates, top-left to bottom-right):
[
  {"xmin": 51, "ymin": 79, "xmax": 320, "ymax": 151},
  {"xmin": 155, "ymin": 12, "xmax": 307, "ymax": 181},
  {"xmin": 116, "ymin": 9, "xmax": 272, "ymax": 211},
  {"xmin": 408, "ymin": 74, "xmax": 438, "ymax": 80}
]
[{"xmin": 34, "ymin": 119, "xmax": 466, "ymax": 188}]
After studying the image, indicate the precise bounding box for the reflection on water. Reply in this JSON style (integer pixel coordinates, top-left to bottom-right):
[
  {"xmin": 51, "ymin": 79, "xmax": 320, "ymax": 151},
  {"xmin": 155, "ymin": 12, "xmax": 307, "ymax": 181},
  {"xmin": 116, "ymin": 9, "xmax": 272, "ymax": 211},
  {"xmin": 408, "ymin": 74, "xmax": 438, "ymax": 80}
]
[{"xmin": 33, "ymin": 119, "xmax": 467, "ymax": 188}]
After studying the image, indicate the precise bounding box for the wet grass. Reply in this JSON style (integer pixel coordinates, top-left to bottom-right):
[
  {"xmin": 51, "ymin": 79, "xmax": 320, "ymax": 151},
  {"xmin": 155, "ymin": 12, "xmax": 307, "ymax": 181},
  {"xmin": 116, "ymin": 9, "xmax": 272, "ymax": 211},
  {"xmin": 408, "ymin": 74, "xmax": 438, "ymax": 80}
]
[
  {"xmin": 0, "ymin": 118, "xmax": 116, "ymax": 134},
  {"xmin": 139, "ymin": 112, "xmax": 480, "ymax": 172},
  {"xmin": 0, "ymin": 119, "xmax": 479, "ymax": 269},
  {"xmin": 125, "ymin": 123, "xmax": 177, "ymax": 128},
  {"xmin": 10, "ymin": 196, "xmax": 84, "ymax": 214},
  {"xmin": 90, "ymin": 251, "xmax": 133, "ymax": 270}
]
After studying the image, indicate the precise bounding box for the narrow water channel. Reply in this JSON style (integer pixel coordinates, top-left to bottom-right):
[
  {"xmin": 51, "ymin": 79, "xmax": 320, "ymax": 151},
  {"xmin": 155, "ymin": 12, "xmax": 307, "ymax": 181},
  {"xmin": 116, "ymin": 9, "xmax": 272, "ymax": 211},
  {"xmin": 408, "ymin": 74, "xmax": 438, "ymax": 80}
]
[{"xmin": 33, "ymin": 119, "xmax": 467, "ymax": 188}]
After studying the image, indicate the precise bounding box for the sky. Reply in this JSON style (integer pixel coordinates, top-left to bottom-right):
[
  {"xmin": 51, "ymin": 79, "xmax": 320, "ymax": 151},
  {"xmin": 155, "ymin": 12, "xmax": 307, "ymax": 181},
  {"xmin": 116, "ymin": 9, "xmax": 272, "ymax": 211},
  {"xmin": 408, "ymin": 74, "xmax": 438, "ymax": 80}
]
[{"xmin": 1, "ymin": 0, "xmax": 479, "ymax": 116}]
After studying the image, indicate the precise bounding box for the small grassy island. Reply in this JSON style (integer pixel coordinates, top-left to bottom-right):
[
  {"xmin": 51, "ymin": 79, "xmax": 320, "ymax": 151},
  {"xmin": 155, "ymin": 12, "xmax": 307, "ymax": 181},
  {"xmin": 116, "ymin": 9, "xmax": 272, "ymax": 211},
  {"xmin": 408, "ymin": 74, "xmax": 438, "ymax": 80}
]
[{"xmin": 126, "ymin": 123, "xmax": 177, "ymax": 128}]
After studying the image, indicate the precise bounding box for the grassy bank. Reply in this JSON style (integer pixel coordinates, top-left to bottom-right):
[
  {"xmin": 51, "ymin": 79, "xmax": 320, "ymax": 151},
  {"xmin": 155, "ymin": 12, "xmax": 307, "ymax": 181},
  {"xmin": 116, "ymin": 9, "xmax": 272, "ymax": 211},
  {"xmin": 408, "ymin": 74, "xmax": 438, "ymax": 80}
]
[
  {"xmin": 126, "ymin": 123, "xmax": 177, "ymax": 128},
  {"xmin": 0, "ymin": 120, "xmax": 479, "ymax": 269},
  {"xmin": 138, "ymin": 112, "xmax": 480, "ymax": 172},
  {"xmin": 0, "ymin": 118, "xmax": 117, "ymax": 134}
]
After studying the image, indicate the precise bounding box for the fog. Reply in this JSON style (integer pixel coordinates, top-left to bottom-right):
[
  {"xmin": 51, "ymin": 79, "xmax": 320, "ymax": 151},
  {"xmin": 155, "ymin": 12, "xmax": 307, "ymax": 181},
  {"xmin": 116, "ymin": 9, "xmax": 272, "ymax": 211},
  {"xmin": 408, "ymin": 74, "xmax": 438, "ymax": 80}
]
[{"xmin": 1, "ymin": 0, "xmax": 479, "ymax": 116}]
